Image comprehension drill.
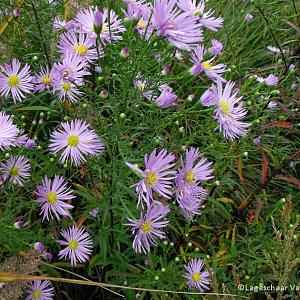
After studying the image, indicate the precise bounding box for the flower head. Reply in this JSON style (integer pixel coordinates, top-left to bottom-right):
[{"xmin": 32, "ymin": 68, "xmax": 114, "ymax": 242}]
[
  {"xmin": 190, "ymin": 45, "xmax": 226, "ymax": 81},
  {"xmin": 183, "ymin": 259, "xmax": 210, "ymax": 292},
  {"xmin": 0, "ymin": 155, "xmax": 30, "ymax": 186},
  {"xmin": 35, "ymin": 175, "xmax": 75, "ymax": 222},
  {"xmin": 0, "ymin": 58, "xmax": 33, "ymax": 102},
  {"xmin": 0, "ymin": 111, "xmax": 19, "ymax": 151},
  {"xmin": 57, "ymin": 225, "xmax": 93, "ymax": 266},
  {"xmin": 200, "ymin": 86, "xmax": 218, "ymax": 107},
  {"xmin": 125, "ymin": 201, "xmax": 170, "ymax": 254},
  {"xmin": 34, "ymin": 66, "xmax": 56, "ymax": 93},
  {"xmin": 57, "ymin": 31, "xmax": 103, "ymax": 64},
  {"xmin": 26, "ymin": 280, "xmax": 54, "ymax": 300},
  {"xmin": 208, "ymin": 39, "xmax": 223, "ymax": 56},
  {"xmin": 49, "ymin": 119, "xmax": 105, "ymax": 166},
  {"xmin": 214, "ymin": 80, "xmax": 250, "ymax": 140},
  {"xmin": 152, "ymin": 0, "xmax": 203, "ymax": 51},
  {"xmin": 155, "ymin": 88, "xmax": 177, "ymax": 108},
  {"xmin": 175, "ymin": 148, "xmax": 213, "ymax": 220},
  {"xmin": 126, "ymin": 148, "xmax": 176, "ymax": 206},
  {"xmin": 245, "ymin": 13, "xmax": 253, "ymax": 21}
]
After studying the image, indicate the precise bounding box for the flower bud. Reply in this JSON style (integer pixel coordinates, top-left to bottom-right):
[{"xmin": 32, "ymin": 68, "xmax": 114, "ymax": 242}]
[
  {"xmin": 94, "ymin": 10, "xmax": 103, "ymax": 35},
  {"xmin": 120, "ymin": 47, "xmax": 130, "ymax": 58}
]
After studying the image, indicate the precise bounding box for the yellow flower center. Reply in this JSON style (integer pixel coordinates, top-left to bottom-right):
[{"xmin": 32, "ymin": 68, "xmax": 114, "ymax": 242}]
[
  {"xmin": 69, "ymin": 239, "xmax": 78, "ymax": 250},
  {"xmin": 202, "ymin": 61, "xmax": 213, "ymax": 71},
  {"xmin": 141, "ymin": 221, "xmax": 152, "ymax": 233},
  {"xmin": 7, "ymin": 75, "xmax": 20, "ymax": 87},
  {"xmin": 42, "ymin": 76, "xmax": 52, "ymax": 85},
  {"xmin": 219, "ymin": 99, "xmax": 230, "ymax": 114},
  {"xmin": 192, "ymin": 272, "xmax": 201, "ymax": 283},
  {"xmin": 47, "ymin": 192, "xmax": 57, "ymax": 204},
  {"xmin": 10, "ymin": 166, "xmax": 19, "ymax": 176},
  {"xmin": 67, "ymin": 134, "xmax": 79, "ymax": 147},
  {"xmin": 61, "ymin": 82, "xmax": 71, "ymax": 92},
  {"xmin": 137, "ymin": 18, "xmax": 146, "ymax": 30},
  {"xmin": 33, "ymin": 290, "xmax": 42, "ymax": 299},
  {"xmin": 184, "ymin": 170, "xmax": 196, "ymax": 183},
  {"xmin": 75, "ymin": 44, "xmax": 87, "ymax": 55},
  {"xmin": 145, "ymin": 171, "xmax": 158, "ymax": 186},
  {"xmin": 137, "ymin": 82, "xmax": 145, "ymax": 91}
]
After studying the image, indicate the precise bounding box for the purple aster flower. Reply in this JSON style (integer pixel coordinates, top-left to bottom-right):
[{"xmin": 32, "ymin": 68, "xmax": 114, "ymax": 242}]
[
  {"xmin": 267, "ymin": 45, "xmax": 280, "ymax": 53},
  {"xmin": 190, "ymin": 45, "xmax": 227, "ymax": 81},
  {"xmin": 0, "ymin": 155, "xmax": 30, "ymax": 186},
  {"xmin": 152, "ymin": 0, "xmax": 203, "ymax": 51},
  {"xmin": 89, "ymin": 208, "xmax": 99, "ymax": 217},
  {"xmin": 126, "ymin": 148, "xmax": 176, "ymax": 206},
  {"xmin": 0, "ymin": 58, "xmax": 33, "ymax": 103},
  {"xmin": 75, "ymin": 7, "xmax": 126, "ymax": 44},
  {"xmin": 57, "ymin": 31, "xmax": 103, "ymax": 64},
  {"xmin": 175, "ymin": 148, "xmax": 213, "ymax": 220},
  {"xmin": 183, "ymin": 259, "xmax": 210, "ymax": 292},
  {"xmin": 35, "ymin": 175, "xmax": 75, "ymax": 222},
  {"xmin": 178, "ymin": 0, "xmax": 224, "ymax": 31},
  {"xmin": 53, "ymin": 52, "xmax": 90, "ymax": 85},
  {"xmin": 155, "ymin": 88, "xmax": 177, "ymax": 108},
  {"xmin": 125, "ymin": 201, "xmax": 170, "ymax": 254},
  {"xmin": 14, "ymin": 220, "xmax": 25, "ymax": 229},
  {"xmin": 34, "ymin": 242, "xmax": 45, "ymax": 252},
  {"xmin": 208, "ymin": 39, "xmax": 223, "ymax": 56},
  {"xmin": 43, "ymin": 252, "xmax": 53, "ymax": 262},
  {"xmin": 267, "ymin": 101, "xmax": 278, "ymax": 110},
  {"xmin": 253, "ymin": 136, "xmax": 261, "ymax": 145},
  {"xmin": 265, "ymin": 74, "xmax": 279, "ymax": 86},
  {"xmin": 214, "ymin": 80, "xmax": 250, "ymax": 140},
  {"xmin": 53, "ymin": 79, "xmax": 84, "ymax": 103},
  {"xmin": 200, "ymin": 86, "xmax": 218, "ymax": 107},
  {"xmin": 245, "ymin": 13, "xmax": 253, "ymax": 21},
  {"xmin": 49, "ymin": 119, "xmax": 105, "ymax": 166},
  {"xmin": 13, "ymin": 7, "xmax": 20, "ymax": 17},
  {"xmin": 34, "ymin": 66, "xmax": 56, "ymax": 93},
  {"xmin": 25, "ymin": 138, "xmax": 37, "ymax": 149},
  {"xmin": 161, "ymin": 66, "xmax": 170, "ymax": 75},
  {"xmin": 0, "ymin": 111, "xmax": 19, "ymax": 150},
  {"xmin": 57, "ymin": 225, "xmax": 93, "ymax": 266},
  {"xmin": 26, "ymin": 280, "xmax": 54, "ymax": 300}
]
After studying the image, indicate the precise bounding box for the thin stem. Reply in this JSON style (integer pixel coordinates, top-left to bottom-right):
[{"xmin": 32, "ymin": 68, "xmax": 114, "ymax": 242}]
[{"xmin": 30, "ymin": 1, "xmax": 51, "ymax": 68}]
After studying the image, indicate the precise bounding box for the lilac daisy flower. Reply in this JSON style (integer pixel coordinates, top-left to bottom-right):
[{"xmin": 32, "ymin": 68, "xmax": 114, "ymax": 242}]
[
  {"xmin": 178, "ymin": 0, "xmax": 224, "ymax": 31},
  {"xmin": 155, "ymin": 88, "xmax": 177, "ymax": 108},
  {"xmin": 125, "ymin": 201, "xmax": 170, "ymax": 254},
  {"xmin": 175, "ymin": 148, "xmax": 213, "ymax": 219},
  {"xmin": 0, "ymin": 58, "xmax": 33, "ymax": 103},
  {"xmin": 214, "ymin": 79, "xmax": 250, "ymax": 140},
  {"xmin": 183, "ymin": 259, "xmax": 210, "ymax": 292},
  {"xmin": 190, "ymin": 45, "xmax": 226, "ymax": 81},
  {"xmin": 35, "ymin": 175, "xmax": 75, "ymax": 222},
  {"xmin": 126, "ymin": 148, "xmax": 176, "ymax": 206},
  {"xmin": 0, "ymin": 111, "xmax": 19, "ymax": 150},
  {"xmin": 57, "ymin": 225, "xmax": 93, "ymax": 266},
  {"xmin": 53, "ymin": 79, "xmax": 84, "ymax": 103},
  {"xmin": 244, "ymin": 13, "xmax": 253, "ymax": 21},
  {"xmin": 26, "ymin": 280, "xmax": 54, "ymax": 300},
  {"xmin": 49, "ymin": 119, "xmax": 105, "ymax": 166},
  {"xmin": 75, "ymin": 7, "xmax": 126, "ymax": 44},
  {"xmin": 0, "ymin": 155, "xmax": 30, "ymax": 186},
  {"xmin": 34, "ymin": 242, "xmax": 45, "ymax": 252},
  {"xmin": 57, "ymin": 31, "xmax": 103, "ymax": 64},
  {"xmin": 265, "ymin": 74, "xmax": 279, "ymax": 86},
  {"xmin": 53, "ymin": 52, "xmax": 90, "ymax": 85},
  {"xmin": 152, "ymin": 0, "xmax": 203, "ymax": 51},
  {"xmin": 34, "ymin": 66, "xmax": 56, "ymax": 93},
  {"xmin": 208, "ymin": 39, "xmax": 223, "ymax": 56}
]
